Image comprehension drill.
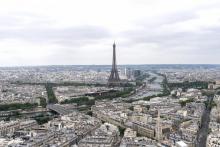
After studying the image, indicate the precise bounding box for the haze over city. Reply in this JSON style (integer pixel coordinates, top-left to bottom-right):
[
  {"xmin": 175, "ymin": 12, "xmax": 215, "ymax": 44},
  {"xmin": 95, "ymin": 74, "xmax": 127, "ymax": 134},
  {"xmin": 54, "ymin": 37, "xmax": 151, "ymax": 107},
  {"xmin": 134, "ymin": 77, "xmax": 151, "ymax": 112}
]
[
  {"xmin": 1, "ymin": 0, "xmax": 220, "ymax": 66},
  {"xmin": 2, "ymin": 0, "xmax": 220, "ymax": 147}
]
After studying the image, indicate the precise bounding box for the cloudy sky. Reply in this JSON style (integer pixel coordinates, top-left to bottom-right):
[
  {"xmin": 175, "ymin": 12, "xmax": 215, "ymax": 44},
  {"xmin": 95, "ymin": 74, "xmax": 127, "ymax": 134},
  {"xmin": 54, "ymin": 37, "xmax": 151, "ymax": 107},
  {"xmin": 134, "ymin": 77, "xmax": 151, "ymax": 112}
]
[{"xmin": 0, "ymin": 0, "xmax": 220, "ymax": 66}]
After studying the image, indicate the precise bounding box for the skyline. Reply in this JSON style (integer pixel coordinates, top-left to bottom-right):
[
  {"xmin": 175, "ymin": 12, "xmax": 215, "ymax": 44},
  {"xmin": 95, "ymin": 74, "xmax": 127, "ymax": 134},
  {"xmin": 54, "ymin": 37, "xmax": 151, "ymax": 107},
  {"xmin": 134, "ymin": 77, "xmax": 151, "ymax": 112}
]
[
  {"xmin": 1, "ymin": 63, "xmax": 220, "ymax": 68},
  {"xmin": 1, "ymin": 0, "xmax": 220, "ymax": 66}
]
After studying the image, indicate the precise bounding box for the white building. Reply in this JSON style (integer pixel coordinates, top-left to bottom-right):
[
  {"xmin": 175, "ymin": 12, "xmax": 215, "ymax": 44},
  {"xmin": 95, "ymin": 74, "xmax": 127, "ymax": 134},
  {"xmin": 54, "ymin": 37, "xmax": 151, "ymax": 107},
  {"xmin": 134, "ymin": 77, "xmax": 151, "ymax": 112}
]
[
  {"xmin": 207, "ymin": 132, "xmax": 220, "ymax": 147},
  {"xmin": 176, "ymin": 141, "xmax": 188, "ymax": 147}
]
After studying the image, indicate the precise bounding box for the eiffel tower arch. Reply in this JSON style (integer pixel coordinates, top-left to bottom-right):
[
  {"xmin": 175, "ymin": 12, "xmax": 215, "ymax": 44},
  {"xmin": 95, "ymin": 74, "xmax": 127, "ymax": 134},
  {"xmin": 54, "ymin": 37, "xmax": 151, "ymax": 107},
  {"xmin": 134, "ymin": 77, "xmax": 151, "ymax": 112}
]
[{"xmin": 108, "ymin": 42, "xmax": 121, "ymax": 87}]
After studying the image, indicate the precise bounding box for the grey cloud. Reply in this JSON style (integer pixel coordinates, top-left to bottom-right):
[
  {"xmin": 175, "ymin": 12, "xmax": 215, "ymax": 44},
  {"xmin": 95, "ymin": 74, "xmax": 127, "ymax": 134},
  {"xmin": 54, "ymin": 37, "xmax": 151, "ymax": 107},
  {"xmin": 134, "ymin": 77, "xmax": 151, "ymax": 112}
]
[
  {"xmin": 0, "ymin": 13, "xmax": 111, "ymax": 47},
  {"xmin": 0, "ymin": 13, "xmax": 53, "ymax": 27},
  {"xmin": 120, "ymin": 8, "xmax": 220, "ymax": 56},
  {"xmin": 124, "ymin": 27, "xmax": 220, "ymax": 55},
  {"xmin": 1, "ymin": 1, "xmax": 220, "ymax": 65},
  {"xmin": 0, "ymin": 25, "xmax": 110, "ymax": 46},
  {"xmin": 135, "ymin": 10, "xmax": 198, "ymax": 30}
]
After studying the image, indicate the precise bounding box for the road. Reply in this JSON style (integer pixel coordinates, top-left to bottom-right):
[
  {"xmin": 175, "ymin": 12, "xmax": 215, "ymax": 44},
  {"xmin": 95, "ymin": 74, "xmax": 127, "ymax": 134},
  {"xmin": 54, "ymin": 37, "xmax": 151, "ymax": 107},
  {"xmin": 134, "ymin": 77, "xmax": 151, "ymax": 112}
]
[{"xmin": 196, "ymin": 96, "xmax": 213, "ymax": 147}]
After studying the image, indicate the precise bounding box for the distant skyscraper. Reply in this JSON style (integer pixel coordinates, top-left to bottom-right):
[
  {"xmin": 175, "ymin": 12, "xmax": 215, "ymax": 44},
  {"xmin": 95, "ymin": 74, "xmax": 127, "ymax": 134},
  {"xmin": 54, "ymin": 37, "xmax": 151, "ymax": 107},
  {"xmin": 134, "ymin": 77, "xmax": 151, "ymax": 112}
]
[
  {"xmin": 108, "ymin": 42, "xmax": 121, "ymax": 86},
  {"xmin": 125, "ymin": 68, "xmax": 132, "ymax": 79}
]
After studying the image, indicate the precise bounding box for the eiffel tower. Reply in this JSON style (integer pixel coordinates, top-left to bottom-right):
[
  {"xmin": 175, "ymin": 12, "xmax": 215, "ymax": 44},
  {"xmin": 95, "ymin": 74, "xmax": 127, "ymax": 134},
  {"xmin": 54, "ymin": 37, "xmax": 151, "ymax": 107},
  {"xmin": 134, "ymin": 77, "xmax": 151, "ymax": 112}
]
[{"xmin": 108, "ymin": 42, "xmax": 121, "ymax": 86}]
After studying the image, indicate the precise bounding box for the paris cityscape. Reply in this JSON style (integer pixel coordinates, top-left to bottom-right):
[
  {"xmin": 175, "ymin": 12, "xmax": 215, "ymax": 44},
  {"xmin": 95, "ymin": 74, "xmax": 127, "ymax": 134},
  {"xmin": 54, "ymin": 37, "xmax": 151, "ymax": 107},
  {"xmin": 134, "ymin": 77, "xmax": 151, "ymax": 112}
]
[{"xmin": 1, "ymin": 0, "xmax": 220, "ymax": 147}]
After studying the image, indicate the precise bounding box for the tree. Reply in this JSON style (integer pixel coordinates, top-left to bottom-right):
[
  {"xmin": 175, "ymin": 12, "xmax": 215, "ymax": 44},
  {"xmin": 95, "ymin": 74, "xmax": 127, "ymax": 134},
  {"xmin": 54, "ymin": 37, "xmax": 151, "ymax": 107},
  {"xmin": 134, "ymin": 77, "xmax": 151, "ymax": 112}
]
[
  {"xmin": 45, "ymin": 83, "xmax": 58, "ymax": 104},
  {"xmin": 34, "ymin": 115, "xmax": 52, "ymax": 125},
  {"xmin": 168, "ymin": 81, "xmax": 208, "ymax": 90},
  {"xmin": 86, "ymin": 111, "xmax": 93, "ymax": 116},
  {"xmin": 61, "ymin": 96, "xmax": 95, "ymax": 106},
  {"xmin": 118, "ymin": 127, "xmax": 125, "ymax": 137},
  {"xmin": 148, "ymin": 77, "xmax": 157, "ymax": 83},
  {"xmin": 38, "ymin": 97, "xmax": 47, "ymax": 108},
  {"xmin": 128, "ymin": 106, "xmax": 134, "ymax": 111},
  {"xmin": 179, "ymin": 99, "xmax": 194, "ymax": 107},
  {"xmin": 0, "ymin": 103, "xmax": 38, "ymax": 111}
]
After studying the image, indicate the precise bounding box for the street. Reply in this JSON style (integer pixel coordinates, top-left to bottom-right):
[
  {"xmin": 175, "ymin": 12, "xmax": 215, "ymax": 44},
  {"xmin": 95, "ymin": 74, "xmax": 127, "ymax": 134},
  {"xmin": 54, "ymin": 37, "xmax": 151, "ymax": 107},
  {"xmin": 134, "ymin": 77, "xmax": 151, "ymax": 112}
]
[{"xmin": 196, "ymin": 96, "xmax": 213, "ymax": 147}]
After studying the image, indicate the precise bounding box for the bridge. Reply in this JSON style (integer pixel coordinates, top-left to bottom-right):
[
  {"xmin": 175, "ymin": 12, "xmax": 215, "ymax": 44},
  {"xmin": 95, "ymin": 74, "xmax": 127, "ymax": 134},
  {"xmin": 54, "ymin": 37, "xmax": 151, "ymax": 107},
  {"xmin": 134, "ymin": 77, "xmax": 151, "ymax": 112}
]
[{"xmin": 47, "ymin": 104, "xmax": 76, "ymax": 115}]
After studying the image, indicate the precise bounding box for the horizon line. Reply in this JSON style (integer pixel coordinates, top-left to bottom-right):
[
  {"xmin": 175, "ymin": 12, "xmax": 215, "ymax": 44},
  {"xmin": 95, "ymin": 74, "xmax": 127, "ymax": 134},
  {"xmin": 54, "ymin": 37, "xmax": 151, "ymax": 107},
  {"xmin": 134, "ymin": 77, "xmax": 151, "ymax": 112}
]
[{"xmin": 0, "ymin": 63, "xmax": 220, "ymax": 68}]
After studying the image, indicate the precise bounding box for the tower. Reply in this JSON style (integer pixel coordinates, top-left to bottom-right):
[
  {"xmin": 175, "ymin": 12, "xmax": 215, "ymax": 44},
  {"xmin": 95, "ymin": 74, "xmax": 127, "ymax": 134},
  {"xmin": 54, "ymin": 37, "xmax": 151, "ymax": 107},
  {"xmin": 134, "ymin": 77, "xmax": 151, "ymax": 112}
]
[{"xmin": 108, "ymin": 42, "xmax": 121, "ymax": 86}]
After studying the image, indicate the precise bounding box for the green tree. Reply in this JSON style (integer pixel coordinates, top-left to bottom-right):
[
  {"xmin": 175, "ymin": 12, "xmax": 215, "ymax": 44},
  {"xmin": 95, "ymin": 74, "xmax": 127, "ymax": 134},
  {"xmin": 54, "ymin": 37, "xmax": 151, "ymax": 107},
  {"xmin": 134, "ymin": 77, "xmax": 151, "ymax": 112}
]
[
  {"xmin": 0, "ymin": 103, "xmax": 38, "ymax": 111},
  {"xmin": 38, "ymin": 97, "xmax": 47, "ymax": 108},
  {"xmin": 86, "ymin": 111, "xmax": 93, "ymax": 116},
  {"xmin": 45, "ymin": 83, "xmax": 58, "ymax": 104}
]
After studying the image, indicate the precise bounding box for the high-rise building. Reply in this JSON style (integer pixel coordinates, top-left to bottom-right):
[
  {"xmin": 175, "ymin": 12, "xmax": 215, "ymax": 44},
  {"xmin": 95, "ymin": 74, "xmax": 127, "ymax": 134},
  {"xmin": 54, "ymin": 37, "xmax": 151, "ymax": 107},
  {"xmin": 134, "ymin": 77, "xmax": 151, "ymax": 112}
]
[
  {"xmin": 125, "ymin": 68, "xmax": 132, "ymax": 79},
  {"xmin": 108, "ymin": 42, "xmax": 121, "ymax": 86}
]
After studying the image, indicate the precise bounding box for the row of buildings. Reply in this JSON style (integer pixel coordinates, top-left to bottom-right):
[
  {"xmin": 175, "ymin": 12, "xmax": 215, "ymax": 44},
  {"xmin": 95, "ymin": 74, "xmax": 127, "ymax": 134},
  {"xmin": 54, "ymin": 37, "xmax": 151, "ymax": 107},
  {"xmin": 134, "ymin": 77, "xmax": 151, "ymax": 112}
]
[
  {"xmin": 207, "ymin": 94, "xmax": 220, "ymax": 146},
  {"xmin": 0, "ymin": 86, "xmax": 209, "ymax": 147},
  {"xmin": 0, "ymin": 84, "xmax": 47, "ymax": 104},
  {"xmin": 92, "ymin": 86, "xmax": 209, "ymax": 147},
  {"xmin": 0, "ymin": 111, "xmax": 101, "ymax": 146}
]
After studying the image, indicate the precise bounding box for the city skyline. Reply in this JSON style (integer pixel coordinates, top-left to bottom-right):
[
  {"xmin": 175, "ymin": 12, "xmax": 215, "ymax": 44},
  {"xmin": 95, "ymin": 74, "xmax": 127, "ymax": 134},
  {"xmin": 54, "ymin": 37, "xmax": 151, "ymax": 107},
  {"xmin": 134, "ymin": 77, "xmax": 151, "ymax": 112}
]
[
  {"xmin": 1, "ymin": 0, "xmax": 220, "ymax": 66},
  {"xmin": 1, "ymin": 1, "xmax": 220, "ymax": 144}
]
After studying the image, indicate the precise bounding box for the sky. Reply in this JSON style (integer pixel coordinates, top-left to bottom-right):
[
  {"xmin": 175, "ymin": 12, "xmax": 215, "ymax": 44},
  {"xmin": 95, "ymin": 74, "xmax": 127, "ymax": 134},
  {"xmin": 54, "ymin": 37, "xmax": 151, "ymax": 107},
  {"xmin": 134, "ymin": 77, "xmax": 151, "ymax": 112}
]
[{"xmin": 0, "ymin": 0, "xmax": 220, "ymax": 66}]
